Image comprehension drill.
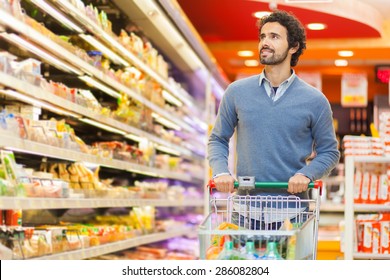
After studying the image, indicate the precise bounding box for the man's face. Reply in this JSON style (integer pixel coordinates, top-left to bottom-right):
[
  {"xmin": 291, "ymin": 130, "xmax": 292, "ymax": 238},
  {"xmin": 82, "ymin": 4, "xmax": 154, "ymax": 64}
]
[{"xmin": 258, "ymin": 22, "xmax": 291, "ymax": 66}]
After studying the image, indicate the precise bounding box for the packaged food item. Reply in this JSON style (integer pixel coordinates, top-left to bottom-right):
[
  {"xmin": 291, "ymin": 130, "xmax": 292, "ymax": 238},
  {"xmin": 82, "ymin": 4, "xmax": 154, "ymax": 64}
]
[
  {"xmin": 205, "ymin": 245, "xmax": 222, "ymax": 260},
  {"xmin": 380, "ymin": 220, "xmax": 389, "ymax": 254},
  {"xmin": 87, "ymin": 50, "xmax": 102, "ymax": 68},
  {"xmin": 4, "ymin": 209, "xmax": 22, "ymax": 227}
]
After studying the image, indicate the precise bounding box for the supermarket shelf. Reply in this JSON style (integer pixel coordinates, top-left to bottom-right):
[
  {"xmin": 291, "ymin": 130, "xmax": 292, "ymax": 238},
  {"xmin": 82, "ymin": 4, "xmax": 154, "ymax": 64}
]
[
  {"xmin": 0, "ymin": 197, "xmax": 204, "ymax": 210},
  {"xmin": 0, "ymin": 134, "xmax": 192, "ymax": 182},
  {"xmin": 353, "ymin": 253, "xmax": 390, "ymax": 260},
  {"xmin": 344, "ymin": 156, "xmax": 390, "ymax": 260},
  {"xmin": 320, "ymin": 202, "xmax": 345, "ymax": 212},
  {"xmin": 0, "ymin": 9, "xmax": 195, "ymax": 133},
  {"xmin": 347, "ymin": 155, "xmax": 390, "ymax": 163},
  {"xmin": 354, "ymin": 204, "xmax": 390, "ymax": 212},
  {"xmin": 31, "ymin": 226, "xmax": 192, "ymax": 260},
  {"xmin": 0, "ymin": 72, "xmax": 193, "ymax": 157},
  {"xmin": 319, "ymin": 202, "xmax": 390, "ymax": 214},
  {"xmin": 50, "ymin": 0, "xmax": 196, "ymax": 113}
]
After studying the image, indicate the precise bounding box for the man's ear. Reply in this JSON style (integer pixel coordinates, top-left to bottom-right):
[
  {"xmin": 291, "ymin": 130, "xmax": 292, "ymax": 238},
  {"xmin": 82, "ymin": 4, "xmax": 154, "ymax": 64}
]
[{"xmin": 289, "ymin": 43, "xmax": 299, "ymax": 54}]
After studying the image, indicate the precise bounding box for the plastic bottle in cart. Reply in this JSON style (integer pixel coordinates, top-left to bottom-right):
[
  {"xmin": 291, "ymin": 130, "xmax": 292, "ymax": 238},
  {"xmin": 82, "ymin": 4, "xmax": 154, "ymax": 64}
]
[
  {"xmin": 243, "ymin": 241, "xmax": 260, "ymax": 259},
  {"xmin": 260, "ymin": 242, "xmax": 284, "ymax": 260},
  {"xmin": 217, "ymin": 241, "xmax": 243, "ymax": 260}
]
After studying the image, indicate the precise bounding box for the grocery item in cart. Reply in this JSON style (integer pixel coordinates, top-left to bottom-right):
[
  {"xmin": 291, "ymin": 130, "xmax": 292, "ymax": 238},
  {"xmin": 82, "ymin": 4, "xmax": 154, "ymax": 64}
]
[
  {"xmin": 199, "ymin": 177, "xmax": 322, "ymax": 260},
  {"xmin": 216, "ymin": 240, "xmax": 243, "ymax": 260}
]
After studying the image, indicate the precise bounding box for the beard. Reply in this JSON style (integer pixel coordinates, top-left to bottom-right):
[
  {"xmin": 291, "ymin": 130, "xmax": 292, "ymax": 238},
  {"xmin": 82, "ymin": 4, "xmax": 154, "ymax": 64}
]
[{"xmin": 259, "ymin": 48, "xmax": 289, "ymax": 65}]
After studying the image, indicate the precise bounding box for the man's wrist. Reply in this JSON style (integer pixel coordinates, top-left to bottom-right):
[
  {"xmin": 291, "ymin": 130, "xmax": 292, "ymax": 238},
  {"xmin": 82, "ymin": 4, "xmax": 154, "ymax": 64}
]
[
  {"xmin": 295, "ymin": 173, "xmax": 311, "ymax": 180},
  {"xmin": 213, "ymin": 172, "xmax": 231, "ymax": 179}
]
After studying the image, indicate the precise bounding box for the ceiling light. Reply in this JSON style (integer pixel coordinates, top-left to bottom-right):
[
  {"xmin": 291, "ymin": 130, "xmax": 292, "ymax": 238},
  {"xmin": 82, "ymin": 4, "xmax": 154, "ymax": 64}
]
[
  {"xmin": 335, "ymin": 59, "xmax": 348, "ymax": 67},
  {"xmin": 252, "ymin": 11, "xmax": 271, "ymax": 19},
  {"xmin": 79, "ymin": 34, "xmax": 130, "ymax": 67},
  {"xmin": 237, "ymin": 50, "xmax": 254, "ymax": 57},
  {"xmin": 78, "ymin": 76, "xmax": 121, "ymax": 99},
  {"xmin": 244, "ymin": 60, "xmax": 259, "ymax": 67},
  {"xmin": 338, "ymin": 50, "xmax": 354, "ymax": 57},
  {"xmin": 306, "ymin": 23, "xmax": 327, "ymax": 30},
  {"xmin": 30, "ymin": 0, "xmax": 84, "ymax": 33}
]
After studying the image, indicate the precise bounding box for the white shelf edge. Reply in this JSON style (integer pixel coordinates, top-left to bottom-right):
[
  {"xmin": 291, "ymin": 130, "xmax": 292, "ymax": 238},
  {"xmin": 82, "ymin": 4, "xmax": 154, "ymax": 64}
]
[
  {"xmin": 354, "ymin": 204, "xmax": 390, "ymax": 212},
  {"xmin": 0, "ymin": 72, "xmax": 193, "ymax": 157},
  {"xmin": 0, "ymin": 197, "xmax": 204, "ymax": 210},
  {"xmin": 346, "ymin": 155, "xmax": 390, "ymax": 163},
  {"xmin": 0, "ymin": 135, "xmax": 192, "ymax": 182},
  {"xmin": 30, "ymin": 226, "xmax": 192, "ymax": 260},
  {"xmin": 320, "ymin": 202, "xmax": 345, "ymax": 212},
  {"xmin": 0, "ymin": 10, "xmax": 197, "ymax": 134},
  {"xmin": 353, "ymin": 253, "xmax": 390, "ymax": 260}
]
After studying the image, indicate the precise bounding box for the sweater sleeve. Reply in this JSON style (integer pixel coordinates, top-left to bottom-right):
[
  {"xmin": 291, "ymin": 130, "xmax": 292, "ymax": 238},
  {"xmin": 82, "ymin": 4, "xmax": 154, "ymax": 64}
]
[
  {"xmin": 297, "ymin": 99, "xmax": 340, "ymax": 181},
  {"xmin": 207, "ymin": 87, "xmax": 238, "ymax": 177}
]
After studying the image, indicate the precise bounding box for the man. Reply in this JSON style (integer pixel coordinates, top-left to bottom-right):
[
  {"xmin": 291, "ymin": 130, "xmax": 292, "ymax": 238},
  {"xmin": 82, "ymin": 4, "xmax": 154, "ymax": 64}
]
[{"xmin": 207, "ymin": 10, "xmax": 340, "ymax": 200}]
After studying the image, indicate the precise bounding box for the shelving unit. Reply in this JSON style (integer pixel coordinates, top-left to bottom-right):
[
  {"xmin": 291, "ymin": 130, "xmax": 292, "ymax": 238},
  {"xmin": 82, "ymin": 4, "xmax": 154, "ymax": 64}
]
[
  {"xmin": 344, "ymin": 155, "xmax": 390, "ymax": 260},
  {"xmin": 0, "ymin": 196, "xmax": 203, "ymax": 210},
  {"xmin": 0, "ymin": 0, "xmax": 222, "ymax": 260},
  {"xmin": 31, "ymin": 226, "xmax": 193, "ymax": 260}
]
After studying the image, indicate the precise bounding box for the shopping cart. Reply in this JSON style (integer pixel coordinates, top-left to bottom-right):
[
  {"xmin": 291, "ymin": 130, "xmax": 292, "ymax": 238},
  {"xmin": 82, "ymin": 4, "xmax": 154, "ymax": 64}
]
[{"xmin": 198, "ymin": 176, "xmax": 322, "ymax": 260}]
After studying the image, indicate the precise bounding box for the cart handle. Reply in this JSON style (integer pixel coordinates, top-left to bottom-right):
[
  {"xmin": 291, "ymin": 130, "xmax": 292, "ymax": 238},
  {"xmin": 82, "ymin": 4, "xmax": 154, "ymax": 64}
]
[{"xmin": 208, "ymin": 180, "xmax": 322, "ymax": 195}]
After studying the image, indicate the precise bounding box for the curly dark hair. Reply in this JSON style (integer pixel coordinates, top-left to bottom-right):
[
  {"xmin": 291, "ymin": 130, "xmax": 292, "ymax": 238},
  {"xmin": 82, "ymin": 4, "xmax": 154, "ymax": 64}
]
[{"xmin": 258, "ymin": 10, "xmax": 306, "ymax": 67}]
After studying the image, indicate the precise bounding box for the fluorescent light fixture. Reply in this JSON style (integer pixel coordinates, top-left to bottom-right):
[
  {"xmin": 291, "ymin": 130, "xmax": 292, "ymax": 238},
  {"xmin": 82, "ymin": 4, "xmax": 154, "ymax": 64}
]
[
  {"xmin": 127, "ymin": 168, "xmax": 160, "ymax": 177},
  {"xmin": 335, "ymin": 59, "xmax": 348, "ymax": 67},
  {"xmin": 126, "ymin": 66, "xmax": 142, "ymax": 80},
  {"xmin": 338, "ymin": 50, "xmax": 354, "ymax": 57},
  {"xmin": 156, "ymin": 145, "xmax": 181, "ymax": 156},
  {"xmin": 183, "ymin": 116, "xmax": 207, "ymax": 132},
  {"xmin": 306, "ymin": 23, "xmax": 327, "ymax": 30},
  {"xmin": 194, "ymin": 117, "xmax": 208, "ymax": 131},
  {"xmin": 30, "ymin": 0, "xmax": 84, "ymax": 33},
  {"xmin": 252, "ymin": 11, "xmax": 271, "ymax": 19},
  {"xmin": 237, "ymin": 50, "xmax": 254, "ymax": 57},
  {"xmin": 124, "ymin": 133, "xmax": 145, "ymax": 142},
  {"xmin": 151, "ymin": 112, "xmax": 182, "ymax": 131},
  {"xmin": 1, "ymin": 33, "xmax": 83, "ymax": 75},
  {"xmin": 0, "ymin": 89, "xmax": 81, "ymax": 118},
  {"xmin": 79, "ymin": 34, "xmax": 130, "ymax": 67},
  {"xmin": 162, "ymin": 90, "xmax": 183, "ymax": 107},
  {"xmin": 82, "ymin": 161, "xmax": 99, "ymax": 170},
  {"xmin": 79, "ymin": 118, "xmax": 127, "ymax": 135},
  {"xmin": 78, "ymin": 76, "xmax": 121, "ymax": 99},
  {"xmin": 244, "ymin": 60, "xmax": 259, "ymax": 67}
]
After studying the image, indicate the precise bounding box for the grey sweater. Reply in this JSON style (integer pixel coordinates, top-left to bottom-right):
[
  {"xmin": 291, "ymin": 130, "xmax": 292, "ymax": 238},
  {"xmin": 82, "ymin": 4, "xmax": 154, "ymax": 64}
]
[{"xmin": 208, "ymin": 74, "xmax": 340, "ymax": 197}]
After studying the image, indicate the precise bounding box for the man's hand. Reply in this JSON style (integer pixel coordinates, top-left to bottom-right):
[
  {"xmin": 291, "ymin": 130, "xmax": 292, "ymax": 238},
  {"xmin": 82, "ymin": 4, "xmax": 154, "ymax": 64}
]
[
  {"xmin": 288, "ymin": 174, "xmax": 310, "ymax": 194},
  {"xmin": 214, "ymin": 174, "xmax": 236, "ymax": 193}
]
